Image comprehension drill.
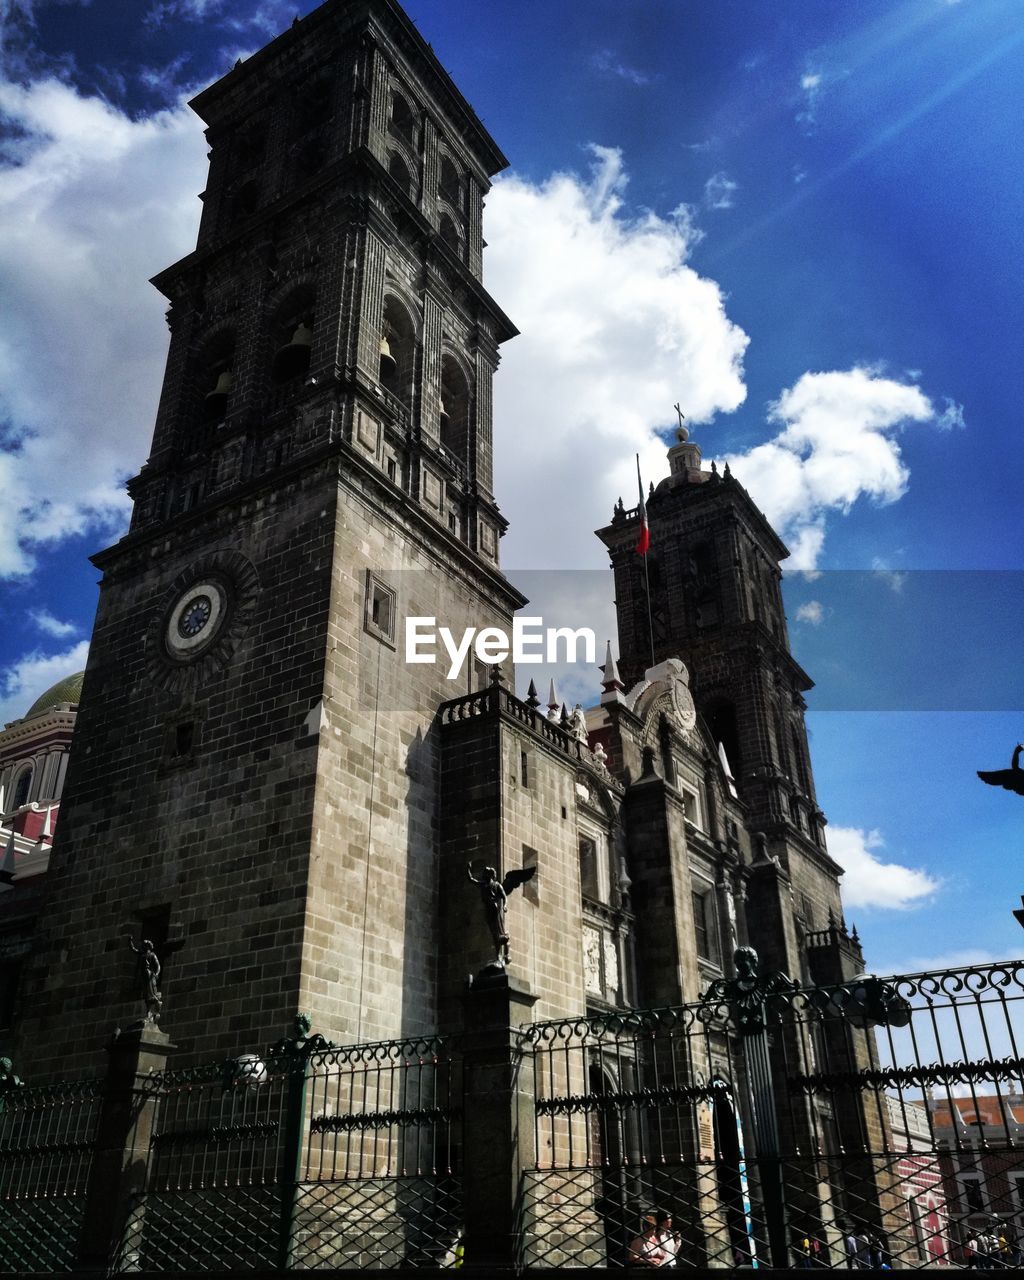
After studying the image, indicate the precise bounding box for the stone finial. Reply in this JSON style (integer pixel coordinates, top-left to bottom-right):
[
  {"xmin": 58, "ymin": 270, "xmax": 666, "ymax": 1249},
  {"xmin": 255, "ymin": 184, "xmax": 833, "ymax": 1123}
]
[
  {"xmin": 525, "ymin": 679, "xmax": 541, "ymax": 708},
  {"xmin": 489, "ymin": 664, "xmax": 505, "ymax": 687},
  {"xmin": 569, "ymin": 703, "xmax": 588, "ymax": 742},
  {"xmin": 559, "ymin": 703, "xmax": 571, "ymax": 730},
  {"xmin": 546, "ymin": 679, "xmax": 560, "ymax": 720},
  {"xmin": 710, "ymin": 459, "xmax": 718, "ymax": 474},
  {"xmin": 723, "ymin": 461, "xmax": 732, "ymax": 478},
  {"xmin": 601, "ymin": 640, "xmax": 625, "ymax": 704}
]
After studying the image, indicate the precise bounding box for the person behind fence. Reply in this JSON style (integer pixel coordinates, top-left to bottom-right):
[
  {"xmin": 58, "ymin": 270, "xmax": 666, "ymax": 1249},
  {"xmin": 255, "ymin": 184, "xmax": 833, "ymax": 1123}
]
[
  {"xmin": 654, "ymin": 1209, "xmax": 679, "ymax": 1267},
  {"xmin": 628, "ymin": 1214, "xmax": 670, "ymax": 1267}
]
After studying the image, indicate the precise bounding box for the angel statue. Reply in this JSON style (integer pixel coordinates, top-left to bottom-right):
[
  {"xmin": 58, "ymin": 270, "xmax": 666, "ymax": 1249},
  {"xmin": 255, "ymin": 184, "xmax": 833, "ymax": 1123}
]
[
  {"xmin": 467, "ymin": 863, "xmax": 536, "ymax": 966},
  {"xmin": 978, "ymin": 743, "xmax": 1024, "ymax": 795}
]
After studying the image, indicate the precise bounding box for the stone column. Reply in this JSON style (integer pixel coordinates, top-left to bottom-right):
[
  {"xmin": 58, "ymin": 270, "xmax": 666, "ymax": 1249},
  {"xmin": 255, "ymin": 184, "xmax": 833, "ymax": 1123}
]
[
  {"xmin": 76, "ymin": 1023, "xmax": 175, "ymax": 1272},
  {"xmin": 459, "ymin": 972, "xmax": 537, "ymax": 1272}
]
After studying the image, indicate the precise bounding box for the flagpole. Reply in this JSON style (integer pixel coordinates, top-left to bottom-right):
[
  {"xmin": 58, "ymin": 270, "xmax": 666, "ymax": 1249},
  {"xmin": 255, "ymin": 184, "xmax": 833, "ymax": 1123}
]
[{"xmin": 637, "ymin": 454, "xmax": 656, "ymax": 672}]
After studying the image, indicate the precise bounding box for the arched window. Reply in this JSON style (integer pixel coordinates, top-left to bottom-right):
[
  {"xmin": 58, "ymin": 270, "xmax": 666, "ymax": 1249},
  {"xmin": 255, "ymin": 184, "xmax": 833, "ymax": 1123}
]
[
  {"xmin": 389, "ymin": 91, "xmax": 415, "ymax": 146},
  {"xmin": 439, "ymin": 355, "xmax": 470, "ymax": 461},
  {"xmin": 438, "ymin": 213, "xmax": 462, "ymax": 257},
  {"xmin": 198, "ymin": 331, "xmax": 235, "ymax": 425},
  {"xmin": 271, "ymin": 287, "xmax": 316, "ymax": 384},
  {"xmin": 439, "ymin": 155, "xmax": 462, "ymax": 208},
  {"xmin": 704, "ymin": 699, "xmax": 742, "ymax": 784},
  {"xmin": 229, "ymin": 179, "xmax": 259, "ymax": 223},
  {"xmin": 791, "ymin": 727, "xmax": 810, "ymax": 795},
  {"xmin": 691, "ymin": 542, "xmax": 714, "ymax": 581},
  {"xmin": 388, "ymin": 152, "xmax": 413, "ymax": 198},
  {"xmin": 295, "ymin": 71, "xmax": 333, "ymax": 134},
  {"xmin": 379, "ymin": 296, "xmax": 416, "ymax": 405},
  {"xmin": 294, "ymin": 135, "xmax": 325, "ymax": 183},
  {"xmin": 13, "ymin": 766, "xmax": 33, "ymax": 810},
  {"xmin": 235, "ymin": 123, "xmax": 266, "ymax": 170}
]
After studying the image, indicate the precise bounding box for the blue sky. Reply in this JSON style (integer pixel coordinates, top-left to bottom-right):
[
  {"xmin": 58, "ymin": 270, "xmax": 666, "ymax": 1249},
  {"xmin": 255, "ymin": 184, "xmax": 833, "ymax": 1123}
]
[{"xmin": 0, "ymin": 0, "xmax": 1022, "ymax": 974}]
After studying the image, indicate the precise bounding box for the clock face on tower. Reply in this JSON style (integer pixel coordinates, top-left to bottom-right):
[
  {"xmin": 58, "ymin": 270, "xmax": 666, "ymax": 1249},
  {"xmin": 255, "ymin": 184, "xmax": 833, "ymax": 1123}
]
[{"xmin": 165, "ymin": 581, "xmax": 227, "ymax": 657}]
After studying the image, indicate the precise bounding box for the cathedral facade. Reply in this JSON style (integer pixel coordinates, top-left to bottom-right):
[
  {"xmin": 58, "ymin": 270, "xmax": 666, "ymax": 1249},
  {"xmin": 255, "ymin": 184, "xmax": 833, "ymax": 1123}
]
[{"xmin": 7, "ymin": 0, "xmax": 864, "ymax": 1084}]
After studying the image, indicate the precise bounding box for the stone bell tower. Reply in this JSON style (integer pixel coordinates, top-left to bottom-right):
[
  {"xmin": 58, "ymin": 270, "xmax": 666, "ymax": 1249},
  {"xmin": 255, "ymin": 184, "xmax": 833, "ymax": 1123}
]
[
  {"xmin": 16, "ymin": 0, "xmax": 525, "ymax": 1077},
  {"xmin": 597, "ymin": 429, "xmax": 854, "ymax": 983}
]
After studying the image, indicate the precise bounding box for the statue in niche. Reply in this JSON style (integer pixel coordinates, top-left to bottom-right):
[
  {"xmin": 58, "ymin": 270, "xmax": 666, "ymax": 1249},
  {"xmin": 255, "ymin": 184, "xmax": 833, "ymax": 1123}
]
[{"xmin": 128, "ymin": 936, "xmax": 162, "ymax": 1024}]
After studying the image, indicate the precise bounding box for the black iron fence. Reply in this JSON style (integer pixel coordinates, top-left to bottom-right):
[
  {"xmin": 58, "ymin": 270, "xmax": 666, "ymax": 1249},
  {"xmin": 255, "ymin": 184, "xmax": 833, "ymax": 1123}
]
[
  {"xmin": 521, "ymin": 956, "xmax": 1024, "ymax": 1270},
  {"xmin": 1, "ymin": 956, "xmax": 1023, "ymax": 1272}
]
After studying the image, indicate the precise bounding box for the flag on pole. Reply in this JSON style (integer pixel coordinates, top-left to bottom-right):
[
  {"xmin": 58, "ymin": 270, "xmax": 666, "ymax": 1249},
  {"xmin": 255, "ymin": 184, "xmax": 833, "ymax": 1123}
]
[{"xmin": 634, "ymin": 455, "xmax": 650, "ymax": 555}]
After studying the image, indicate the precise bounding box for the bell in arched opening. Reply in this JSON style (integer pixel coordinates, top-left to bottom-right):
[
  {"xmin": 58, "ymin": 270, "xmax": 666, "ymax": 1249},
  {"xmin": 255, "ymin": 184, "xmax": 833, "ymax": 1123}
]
[
  {"xmin": 379, "ymin": 333, "xmax": 397, "ymax": 381},
  {"xmin": 204, "ymin": 368, "xmax": 233, "ymax": 422},
  {"xmin": 272, "ymin": 321, "xmax": 313, "ymax": 382}
]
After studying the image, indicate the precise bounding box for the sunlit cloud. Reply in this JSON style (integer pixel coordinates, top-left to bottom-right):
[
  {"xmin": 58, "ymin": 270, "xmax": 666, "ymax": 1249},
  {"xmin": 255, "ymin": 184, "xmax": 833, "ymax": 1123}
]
[{"xmin": 829, "ymin": 825, "xmax": 940, "ymax": 911}]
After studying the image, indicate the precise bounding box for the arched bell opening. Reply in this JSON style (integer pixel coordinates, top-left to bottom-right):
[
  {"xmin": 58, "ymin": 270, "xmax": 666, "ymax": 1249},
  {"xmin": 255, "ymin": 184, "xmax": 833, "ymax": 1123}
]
[
  {"xmin": 379, "ymin": 296, "xmax": 416, "ymax": 405},
  {"xmin": 388, "ymin": 151, "xmax": 414, "ymax": 199},
  {"xmin": 439, "ymin": 355, "xmax": 470, "ymax": 464},
  {"xmin": 438, "ymin": 213, "xmax": 463, "ymax": 259},
  {"xmin": 438, "ymin": 154, "xmax": 462, "ymax": 211},
  {"xmin": 703, "ymin": 698, "xmax": 742, "ymax": 786},
  {"xmin": 389, "ymin": 91, "xmax": 416, "ymax": 147},
  {"xmin": 294, "ymin": 134, "xmax": 326, "ymax": 183},
  {"xmin": 271, "ymin": 288, "xmax": 316, "ymax": 384},
  {"xmin": 199, "ymin": 332, "xmax": 236, "ymax": 425},
  {"xmin": 229, "ymin": 178, "xmax": 260, "ymax": 224},
  {"xmin": 294, "ymin": 70, "xmax": 333, "ymax": 136}
]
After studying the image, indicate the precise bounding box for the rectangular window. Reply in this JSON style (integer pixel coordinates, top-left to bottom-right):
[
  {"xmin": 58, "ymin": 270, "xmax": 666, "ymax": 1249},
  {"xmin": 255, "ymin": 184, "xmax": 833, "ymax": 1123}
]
[
  {"xmin": 579, "ymin": 837, "xmax": 599, "ymax": 900},
  {"xmin": 174, "ymin": 722, "xmax": 195, "ymax": 757},
  {"xmin": 520, "ymin": 749, "xmax": 529, "ymax": 788},
  {"xmin": 692, "ymin": 889, "xmax": 718, "ymax": 962},
  {"xmin": 364, "ymin": 571, "xmax": 396, "ymax": 646},
  {"xmin": 961, "ymin": 1176, "xmax": 986, "ymax": 1215},
  {"xmin": 681, "ymin": 786, "xmax": 702, "ymax": 829},
  {"xmin": 386, "ymin": 457, "xmax": 397, "ymax": 483},
  {"xmin": 522, "ymin": 845, "xmax": 539, "ymax": 905}
]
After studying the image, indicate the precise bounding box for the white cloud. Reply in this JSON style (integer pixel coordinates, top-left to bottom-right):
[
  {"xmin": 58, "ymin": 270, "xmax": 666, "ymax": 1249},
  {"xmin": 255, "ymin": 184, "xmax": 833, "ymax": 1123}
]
[
  {"xmin": 937, "ymin": 397, "xmax": 966, "ymax": 430},
  {"xmin": 724, "ymin": 367, "xmax": 938, "ymax": 569},
  {"xmin": 797, "ymin": 67, "xmax": 824, "ymax": 129},
  {"xmin": 703, "ymin": 170, "xmax": 738, "ymax": 210},
  {"xmin": 0, "ymin": 76, "xmax": 208, "ymax": 576},
  {"xmin": 828, "ymin": 824, "xmax": 939, "ymax": 911},
  {"xmin": 795, "ymin": 600, "xmax": 824, "ymax": 625},
  {"xmin": 0, "ymin": 640, "xmax": 90, "ymax": 727},
  {"xmin": 28, "ymin": 608, "xmax": 77, "ymax": 639},
  {"xmin": 0, "ymin": 80, "xmax": 950, "ymax": 588},
  {"xmin": 590, "ymin": 50, "xmax": 652, "ymax": 87},
  {"xmin": 486, "ymin": 146, "xmax": 749, "ymax": 568}
]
